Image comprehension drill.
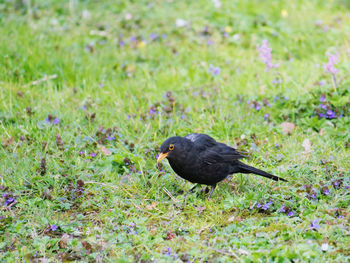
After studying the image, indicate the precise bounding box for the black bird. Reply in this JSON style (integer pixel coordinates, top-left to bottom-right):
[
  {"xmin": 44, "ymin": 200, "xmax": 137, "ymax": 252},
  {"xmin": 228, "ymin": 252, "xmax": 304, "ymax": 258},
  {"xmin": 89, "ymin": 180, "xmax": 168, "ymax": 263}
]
[{"xmin": 157, "ymin": 133, "xmax": 287, "ymax": 200}]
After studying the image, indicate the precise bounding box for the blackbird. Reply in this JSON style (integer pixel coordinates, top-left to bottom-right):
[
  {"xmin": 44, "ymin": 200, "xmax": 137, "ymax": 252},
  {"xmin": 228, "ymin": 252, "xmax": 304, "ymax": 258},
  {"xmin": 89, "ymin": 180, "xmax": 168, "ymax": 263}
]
[{"xmin": 157, "ymin": 133, "xmax": 287, "ymax": 200}]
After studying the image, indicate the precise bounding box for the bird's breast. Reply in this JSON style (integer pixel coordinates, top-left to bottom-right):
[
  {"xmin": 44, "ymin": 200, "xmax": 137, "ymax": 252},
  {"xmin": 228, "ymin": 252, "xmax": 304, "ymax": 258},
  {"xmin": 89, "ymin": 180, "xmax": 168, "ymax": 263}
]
[{"xmin": 168, "ymin": 157, "xmax": 229, "ymax": 185}]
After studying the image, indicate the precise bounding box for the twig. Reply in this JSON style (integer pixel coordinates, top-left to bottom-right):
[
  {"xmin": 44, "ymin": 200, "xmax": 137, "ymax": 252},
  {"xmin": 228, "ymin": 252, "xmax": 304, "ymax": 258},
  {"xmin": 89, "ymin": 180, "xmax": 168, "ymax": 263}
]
[
  {"xmin": 25, "ymin": 74, "xmax": 57, "ymax": 87},
  {"xmin": 84, "ymin": 181, "xmax": 118, "ymax": 191},
  {"xmin": 331, "ymin": 74, "xmax": 338, "ymax": 92},
  {"xmin": 211, "ymin": 248, "xmax": 240, "ymax": 260},
  {"xmin": 84, "ymin": 181, "xmax": 134, "ymax": 198},
  {"xmin": 162, "ymin": 187, "xmax": 180, "ymax": 206}
]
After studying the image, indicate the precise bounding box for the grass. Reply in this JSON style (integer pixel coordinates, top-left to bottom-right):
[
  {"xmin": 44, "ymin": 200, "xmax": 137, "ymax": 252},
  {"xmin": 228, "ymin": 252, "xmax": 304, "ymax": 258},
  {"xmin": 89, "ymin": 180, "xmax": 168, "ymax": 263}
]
[{"xmin": 0, "ymin": 0, "xmax": 349, "ymax": 261}]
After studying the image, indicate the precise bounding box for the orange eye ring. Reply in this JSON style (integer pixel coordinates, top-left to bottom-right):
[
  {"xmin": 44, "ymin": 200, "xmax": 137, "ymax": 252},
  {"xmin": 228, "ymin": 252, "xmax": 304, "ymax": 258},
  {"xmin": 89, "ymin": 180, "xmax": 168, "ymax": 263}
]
[{"xmin": 169, "ymin": 144, "xmax": 174, "ymax": 150}]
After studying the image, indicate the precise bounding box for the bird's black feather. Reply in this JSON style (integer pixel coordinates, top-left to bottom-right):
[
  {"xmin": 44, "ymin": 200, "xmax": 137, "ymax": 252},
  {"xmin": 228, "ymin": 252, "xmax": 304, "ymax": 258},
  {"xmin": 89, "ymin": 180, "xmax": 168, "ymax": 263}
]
[{"xmin": 159, "ymin": 133, "xmax": 287, "ymax": 198}]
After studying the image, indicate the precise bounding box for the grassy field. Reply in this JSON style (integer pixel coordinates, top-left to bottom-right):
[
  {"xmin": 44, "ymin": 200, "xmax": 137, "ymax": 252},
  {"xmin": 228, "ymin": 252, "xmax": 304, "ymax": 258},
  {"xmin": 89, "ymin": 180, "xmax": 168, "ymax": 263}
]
[{"xmin": 1, "ymin": 0, "xmax": 350, "ymax": 261}]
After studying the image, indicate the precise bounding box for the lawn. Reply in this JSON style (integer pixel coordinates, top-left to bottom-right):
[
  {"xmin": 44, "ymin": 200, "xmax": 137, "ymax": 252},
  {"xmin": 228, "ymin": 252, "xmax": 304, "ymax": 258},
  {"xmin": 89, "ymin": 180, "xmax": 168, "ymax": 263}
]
[{"xmin": 0, "ymin": 0, "xmax": 349, "ymax": 262}]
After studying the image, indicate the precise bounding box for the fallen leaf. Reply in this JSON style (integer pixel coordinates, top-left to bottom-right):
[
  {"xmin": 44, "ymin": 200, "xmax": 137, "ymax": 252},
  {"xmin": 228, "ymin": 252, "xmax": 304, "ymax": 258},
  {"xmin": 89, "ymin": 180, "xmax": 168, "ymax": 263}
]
[
  {"xmin": 166, "ymin": 231, "xmax": 176, "ymax": 240},
  {"xmin": 228, "ymin": 216, "xmax": 235, "ymax": 222},
  {"xmin": 195, "ymin": 206, "xmax": 206, "ymax": 213},
  {"xmin": 2, "ymin": 137, "xmax": 14, "ymax": 147},
  {"xmin": 280, "ymin": 122, "xmax": 295, "ymax": 135},
  {"xmin": 100, "ymin": 146, "xmax": 112, "ymax": 156},
  {"xmin": 319, "ymin": 128, "xmax": 326, "ymax": 136},
  {"xmin": 82, "ymin": 240, "xmax": 93, "ymax": 254},
  {"xmin": 302, "ymin": 139, "xmax": 312, "ymax": 153},
  {"xmin": 59, "ymin": 234, "xmax": 70, "ymax": 249},
  {"xmin": 237, "ymin": 248, "xmax": 249, "ymax": 255},
  {"xmin": 145, "ymin": 202, "xmax": 157, "ymax": 210}
]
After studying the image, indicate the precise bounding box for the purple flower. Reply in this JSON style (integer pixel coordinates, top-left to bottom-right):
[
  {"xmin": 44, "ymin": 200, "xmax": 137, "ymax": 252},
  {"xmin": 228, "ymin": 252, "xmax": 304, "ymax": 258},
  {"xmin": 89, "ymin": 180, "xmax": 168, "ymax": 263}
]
[
  {"xmin": 322, "ymin": 186, "xmax": 330, "ymax": 195},
  {"xmin": 149, "ymin": 33, "xmax": 158, "ymax": 41},
  {"xmin": 106, "ymin": 136, "xmax": 115, "ymax": 141},
  {"xmin": 288, "ymin": 211, "xmax": 294, "ymax": 217},
  {"xmin": 264, "ymin": 113, "xmax": 270, "ymax": 120},
  {"xmin": 45, "ymin": 115, "xmax": 60, "ymax": 125},
  {"xmin": 255, "ymin": 104, "xmax": 261, "ymax": 111},
  {"xmin": 274, "ymin": 143, "xmax": 279, "ymax": 149},
  {"xmin": 338, "ymin": 215, "xmax": 344, "ymax": 219},
  {"xmin": 50, "ymin": 224, "xmax": 58, "ymax": 231},
  {"xmin": 345, "ymin": 186, "xmax": 349, "ymax": 189},
  {"xmin": 89, "ymin": 152, "xmax": 97, "ymax": 158},
  {"xmin": 4, "ymin": 197, "xmax": 16, "ymax": 206},
  {"xmin": 52, "ymin": 118, "xmax": 60, "ymax": 125},
  {"xmin": 323, "ymin": 52, "xmax": 339, "ymax": 75},
  {"xmin": 261, "ymin": 201, "xmax": 272, "ymax": 210},
  {"xmin": 257, "ymin": 39, "xmax": 278, "ymax": 71},
  {"xmin": 326, "ymin": 110, "xmax": 336, "ymax": 119},
  {"xmin": 319, "ymin": 104, "xmax": 327, "ymax": 110},
  {"xmin": 320, "ymin": 95, "xmax": 326, "ymax": 102},
  {"xmin": 272, "ymin": 78, "xmax": 283, "ymax": 85},
  {"xmin": 208, "ymin": 64, "xmax": 221, "ymax": 76},
  {"xmin": 164, "ymin": 247, "xmax": 172, "ymax": 256},
  {"xmin": 280, "ymin": 205, "xmax": 286, "ymax": 212},
  {"xmin": 256, "ymin": 203, "xmax": 262, "ymax": 208},
  {"xmin": 119, "ymin": 40, "xmax": 125, "ymax": 47},
  {"xmin": 318, "ymin": 80, "xmax": 325, "ymax": 86},
  {"xmin": 310, "ymin": 219, "xmax": 320, "ymax": 230}
]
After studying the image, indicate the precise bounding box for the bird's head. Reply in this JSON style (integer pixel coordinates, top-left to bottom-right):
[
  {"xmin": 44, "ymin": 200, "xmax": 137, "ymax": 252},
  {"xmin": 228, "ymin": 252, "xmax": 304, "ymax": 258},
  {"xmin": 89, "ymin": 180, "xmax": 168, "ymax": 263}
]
[{"xmin": 157, "ymin": 136, "xmax": 184, "ymax": 165}]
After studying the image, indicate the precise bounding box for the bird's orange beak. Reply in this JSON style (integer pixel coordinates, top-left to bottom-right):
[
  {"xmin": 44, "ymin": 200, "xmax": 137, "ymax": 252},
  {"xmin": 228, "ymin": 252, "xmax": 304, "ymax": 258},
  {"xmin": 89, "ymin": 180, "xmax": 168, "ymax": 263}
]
[{"xmin": 157, "ymin": 152, "xmax": 169, "ymax": 164}]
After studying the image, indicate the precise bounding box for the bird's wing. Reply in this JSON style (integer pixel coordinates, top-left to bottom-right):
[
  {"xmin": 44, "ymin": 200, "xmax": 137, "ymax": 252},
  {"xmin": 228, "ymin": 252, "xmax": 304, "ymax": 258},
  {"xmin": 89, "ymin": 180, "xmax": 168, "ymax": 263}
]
[
  {"xmin": 184, "ymin": 133, "xmax": 217, "ymax": 147},
  {"xmin": 201, "ymin": 148, "xmax": 245, "ymax": 165},
  {"xmin": 185, "ymin": 134, "xmax": 246, "ymax": 164},
  {"xmin": 215, "ymin": 143, "xmax": 247, "ymax": 158}
]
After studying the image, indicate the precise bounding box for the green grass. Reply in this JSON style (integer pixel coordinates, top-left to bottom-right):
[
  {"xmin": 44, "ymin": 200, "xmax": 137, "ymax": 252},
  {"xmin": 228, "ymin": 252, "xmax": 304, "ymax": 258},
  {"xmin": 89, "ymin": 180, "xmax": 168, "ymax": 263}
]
[{"xmin": 0, "ymin": 0, "xmax": 349, "ymax": 261}]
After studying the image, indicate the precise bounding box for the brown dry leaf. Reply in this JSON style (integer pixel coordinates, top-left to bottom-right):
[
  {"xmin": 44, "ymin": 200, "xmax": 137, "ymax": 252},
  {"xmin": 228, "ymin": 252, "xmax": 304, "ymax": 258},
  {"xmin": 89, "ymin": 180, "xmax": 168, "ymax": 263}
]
[
  {"xmin": 59, "ymin": 234, "xmax": 70, "ymax": 249},
  {"xmin": 82, "ymin": 240, "xmax": 93, "ymax": 254},
  {"xmin": 100, "ymin": 146, "xmax": 112, "ymax": 156},
  {"xmin": 280, "ymin": 122, "xmax": 295, "ymax": 135},
  {"xmin": 195, "ymin": 206, "xmax": 206, "ymax": 213},
  {"xmin": 302, "ymin": 139, "xmax": 312, "ymax": 153},
  {"xmin": 145, "ymin": 202, "xmax": 157, "ymax": 210},
  {"xmin": 319, "ymin": 128, "xmax": 326, "ymax": 136},
  {"xmin": 2, "ymin": 137, "xmax": 15, "ymax": 147}
]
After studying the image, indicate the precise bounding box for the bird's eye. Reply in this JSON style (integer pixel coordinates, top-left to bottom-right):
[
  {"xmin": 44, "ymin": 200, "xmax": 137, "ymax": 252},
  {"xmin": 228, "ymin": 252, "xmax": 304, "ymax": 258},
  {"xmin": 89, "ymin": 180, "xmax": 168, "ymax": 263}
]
[{"xmin": 169, "ymin": 144, "xmax": 174, "ymax": 150}]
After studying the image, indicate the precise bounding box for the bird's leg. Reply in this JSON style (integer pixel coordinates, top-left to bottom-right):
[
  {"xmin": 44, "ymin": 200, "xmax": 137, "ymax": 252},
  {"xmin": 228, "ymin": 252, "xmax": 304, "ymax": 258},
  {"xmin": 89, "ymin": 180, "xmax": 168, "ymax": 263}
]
[
  {"xmin": 207, "ymin": 184, "xmax": 216, "ymax": 200},
  {"xmin": 183, "ymin": 184, "xmax": 199, "ymax": 207}
]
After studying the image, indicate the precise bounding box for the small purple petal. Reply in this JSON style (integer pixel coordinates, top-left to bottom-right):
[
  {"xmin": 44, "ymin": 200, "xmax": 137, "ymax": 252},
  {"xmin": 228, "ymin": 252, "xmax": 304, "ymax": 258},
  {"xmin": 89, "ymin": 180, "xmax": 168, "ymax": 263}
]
[
  {"xmin": 106, "ymin": 136, "xmax": 115, "ymax": 141},
  {"xmin": 50, "ymin": 224, "xmax": 58, "ymax": 231},
  {"xmin": 310, "ymin": 219, "xmax": 320, "ymax": 230},
  {"xmin": 52, "ymin": 118, "xmax": 60, "ymax": 125}
]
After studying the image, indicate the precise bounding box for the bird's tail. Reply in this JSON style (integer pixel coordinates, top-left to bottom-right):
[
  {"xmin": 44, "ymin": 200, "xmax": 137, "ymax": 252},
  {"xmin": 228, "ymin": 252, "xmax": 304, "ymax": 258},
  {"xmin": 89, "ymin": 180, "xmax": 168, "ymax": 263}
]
[{"xmin": 237, "ymin": 162, "xmax": 287, "ymax": 182}]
